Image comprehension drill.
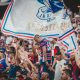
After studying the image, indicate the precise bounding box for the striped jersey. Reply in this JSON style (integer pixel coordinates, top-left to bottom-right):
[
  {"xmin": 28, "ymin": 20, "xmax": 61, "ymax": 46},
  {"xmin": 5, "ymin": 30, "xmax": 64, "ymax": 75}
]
[{"xmin": 39, "ymin": 39, "xmax": 52, "ymax": 62}]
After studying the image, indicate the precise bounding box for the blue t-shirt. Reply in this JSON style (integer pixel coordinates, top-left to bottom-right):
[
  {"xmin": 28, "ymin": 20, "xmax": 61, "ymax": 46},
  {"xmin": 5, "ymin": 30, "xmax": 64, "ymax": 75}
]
[{"xmin": 0, "ymin": 58, "xmax": 7, "ymax": 73}]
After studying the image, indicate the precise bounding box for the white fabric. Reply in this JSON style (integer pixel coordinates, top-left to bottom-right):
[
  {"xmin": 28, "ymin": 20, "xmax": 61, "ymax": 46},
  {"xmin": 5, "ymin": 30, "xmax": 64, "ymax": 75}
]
[
  {"xmin": 1, "ymin": 0, "xmax": 78, "ymax": 53},
  {"xmin": 2, "ymin": 0, "xmax": 72, "ymax": 37},
  {"xmin": 54, "ymin": 59, "xmax": 66, "ymax": 80}
]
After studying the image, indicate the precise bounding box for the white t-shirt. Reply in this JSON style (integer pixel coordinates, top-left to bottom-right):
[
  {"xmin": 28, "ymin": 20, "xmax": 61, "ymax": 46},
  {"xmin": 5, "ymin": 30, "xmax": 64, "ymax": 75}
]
[{"xmin": 54, "ymin": 59, "xmax": 66, "ymax": 80}]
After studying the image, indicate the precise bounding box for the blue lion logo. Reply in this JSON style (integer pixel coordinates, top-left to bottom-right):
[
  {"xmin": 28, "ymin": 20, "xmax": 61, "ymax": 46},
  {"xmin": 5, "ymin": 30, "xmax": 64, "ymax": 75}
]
[
  {"xmin": 36, "ymin": 0, "xmax": 54, "ymax": 22},
  {"xmin": 36, "ymin": 6, "xmax": 55, "ymax": 22}
]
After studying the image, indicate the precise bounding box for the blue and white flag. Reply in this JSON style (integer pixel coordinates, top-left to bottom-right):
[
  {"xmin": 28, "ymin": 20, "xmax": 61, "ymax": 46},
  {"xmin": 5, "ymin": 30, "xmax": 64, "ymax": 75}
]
[
  {"xmin": 1, "ymin": 0, "xmax": 68, "ymax": 39},
  {"xmin": 0, "ymin": 0, "xmax": 78, "ymax": 51}
]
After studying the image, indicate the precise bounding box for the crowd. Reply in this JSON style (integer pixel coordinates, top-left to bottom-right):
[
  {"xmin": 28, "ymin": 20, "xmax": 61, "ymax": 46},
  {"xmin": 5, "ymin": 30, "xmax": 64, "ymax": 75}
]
[
  {"xmin": 0, "ymin": 22, "xmax": 80, "ymax": 80},
  {"xmin": 0, "ymin": 4, "xmax": 80, "ymax": 80}
]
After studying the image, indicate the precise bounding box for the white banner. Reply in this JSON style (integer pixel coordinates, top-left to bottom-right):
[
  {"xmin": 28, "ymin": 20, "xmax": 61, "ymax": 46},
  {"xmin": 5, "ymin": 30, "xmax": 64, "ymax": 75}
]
[
  {"xmin": 1, "ymin": 0, "xmax": 78, "ymax": 51},
  {"xmin": 1, "ymin": 0, "xmax": 72, "ymax": 38}
]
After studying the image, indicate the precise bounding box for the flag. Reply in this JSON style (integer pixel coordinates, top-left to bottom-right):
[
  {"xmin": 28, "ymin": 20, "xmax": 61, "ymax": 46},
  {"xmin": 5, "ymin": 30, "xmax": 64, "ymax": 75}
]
[
  {"xmin": 0, "ymin": 0, "xmax": 67, "ymax": 39},
  {"xmin": 0, "ymin": 0, "xmax": 78, "ymax": 50}
]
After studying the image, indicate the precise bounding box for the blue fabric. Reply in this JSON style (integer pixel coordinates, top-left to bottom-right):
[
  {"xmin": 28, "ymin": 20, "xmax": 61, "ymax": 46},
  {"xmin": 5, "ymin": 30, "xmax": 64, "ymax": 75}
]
[
  {"xmin": 37, "ymin": 0, "xmax": 64, "ymax": 13},
  {"xmin": 7, "ymin": 0, "xmax": 11, "ymax": 2},
  {"xmin": 49, "ymin": 0, "xmax": 64, "ymax": 13},
  {"xmin": 8, "ymin": 65, "xmax": 20, "ymax": 78},
  {"xmin": 0, "ymin": 58, "xmax": 7, "ymax": 73},
  {"xmin": 8, "ymin": 65, "xmax": 17, "ymax": 78},
  {"xmin": 37, "ymin": 0, "xmax": 45, "ymax": 4},
  {"xmin": 0, "ymin": 48, "xmax": 6, "ymax": 53},
  {"xmin": 42, "ymin": 62, "xmax": 48, "ymax": 72}
]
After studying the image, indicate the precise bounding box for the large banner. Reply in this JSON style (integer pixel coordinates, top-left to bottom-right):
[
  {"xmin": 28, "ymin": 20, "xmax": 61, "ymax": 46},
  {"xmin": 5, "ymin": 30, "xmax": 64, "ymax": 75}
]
[
  {"xmin": 0, "ymin": 0, "xmax": 78, "ymax": 51},
  {"xmin": 1, "ymin": 0, "xmax": 66, "ymax": 39}
]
